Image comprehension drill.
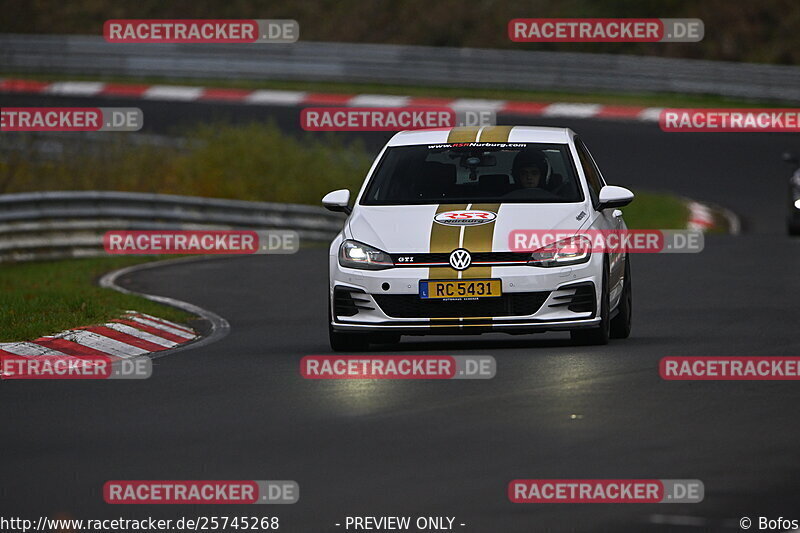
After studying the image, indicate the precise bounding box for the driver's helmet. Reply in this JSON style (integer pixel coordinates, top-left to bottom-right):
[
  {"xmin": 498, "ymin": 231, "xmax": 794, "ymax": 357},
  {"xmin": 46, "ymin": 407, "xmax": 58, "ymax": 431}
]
[{"xmin": 512, "ymin": 151, "xmax": 551, "ymax": 183}]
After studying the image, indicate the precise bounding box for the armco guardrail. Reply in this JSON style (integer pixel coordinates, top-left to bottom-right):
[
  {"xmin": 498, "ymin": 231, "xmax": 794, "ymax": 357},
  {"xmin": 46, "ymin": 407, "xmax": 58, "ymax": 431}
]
[
  {"xmin": 0, "ymin": 191, "xmax": 345, "ymax": 262},
  {"xmin": 2, "ymin": 34, "xmax": 800, "ymax": 102}
]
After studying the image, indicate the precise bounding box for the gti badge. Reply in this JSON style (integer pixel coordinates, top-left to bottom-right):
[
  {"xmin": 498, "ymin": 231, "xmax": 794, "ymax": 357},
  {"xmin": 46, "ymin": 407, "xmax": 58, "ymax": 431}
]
[
  {"xmin": 449, "ymin": 248, "xmax": 472, "ymax": 270},
  {"xmin": 576, "ymin": 211, "xmax": 587, "ymax": 221},
  {"xmin": 434, "ymin": 210, "xmax": 497, "ymax": 226}
]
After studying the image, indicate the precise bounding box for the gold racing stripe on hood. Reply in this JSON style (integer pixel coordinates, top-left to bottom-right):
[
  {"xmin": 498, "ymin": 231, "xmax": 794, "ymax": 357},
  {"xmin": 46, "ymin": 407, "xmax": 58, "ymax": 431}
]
[
  {"xmin": 447, "ymin": 127, "xmax": 480, "ymax": 143},
  {"xmin": 422, "ymin": 131, "xmax": 504, "ymax": 323},
  {"xmin": 477, "ymin": 125, "xmax": 513, "ymax": 142},
  {"xmin": 428, "ymin": 203, "xmax": 467, "ymax": 279},
  {"xmin": 460, "ymin": 203, "xmax": 501, "ymax": 279}
]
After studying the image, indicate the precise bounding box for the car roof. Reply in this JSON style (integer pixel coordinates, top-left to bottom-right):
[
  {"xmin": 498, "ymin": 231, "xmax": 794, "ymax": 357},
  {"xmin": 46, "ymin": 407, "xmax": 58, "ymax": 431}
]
[{"xmin": 387, "ymin": 126, "xmax": 573, "ymax": 146}]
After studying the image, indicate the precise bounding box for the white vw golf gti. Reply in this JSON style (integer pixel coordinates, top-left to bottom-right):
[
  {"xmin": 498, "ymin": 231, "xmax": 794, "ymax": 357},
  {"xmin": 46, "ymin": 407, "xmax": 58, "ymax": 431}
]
[{"xmin": 323, "ymin": 126, "xmax": 634, "ymax": 350}]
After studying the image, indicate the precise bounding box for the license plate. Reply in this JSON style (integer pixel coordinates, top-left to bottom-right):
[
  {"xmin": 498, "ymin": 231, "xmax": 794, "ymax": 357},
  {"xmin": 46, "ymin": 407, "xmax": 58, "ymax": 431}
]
[{"xmin": 419, "ymin": 279, "xmax": 502, "ymax": 300}]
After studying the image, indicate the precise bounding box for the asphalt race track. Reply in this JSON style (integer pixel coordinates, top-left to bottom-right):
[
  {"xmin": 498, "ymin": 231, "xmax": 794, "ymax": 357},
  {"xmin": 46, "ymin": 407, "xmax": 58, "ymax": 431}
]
[{"xmin": 2, "ymin": 94, "xmax": 800, "ymax": 532}]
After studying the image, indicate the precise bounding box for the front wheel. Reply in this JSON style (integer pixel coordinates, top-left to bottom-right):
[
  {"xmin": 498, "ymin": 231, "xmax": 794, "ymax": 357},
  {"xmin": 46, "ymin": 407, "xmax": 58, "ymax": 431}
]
[
  {"xmin": 610, "ymin": 255, "xmax": 632, "ymax": 339},
  {"xmin": 570, "ymin": 259, "xmax": 610, "ymax": 346}
]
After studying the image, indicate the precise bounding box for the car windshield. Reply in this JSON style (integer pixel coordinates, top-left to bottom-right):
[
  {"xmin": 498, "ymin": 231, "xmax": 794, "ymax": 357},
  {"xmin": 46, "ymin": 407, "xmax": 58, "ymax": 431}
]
[{"xmin": 360, "ymin": 142, "xmax": 583, "ymax": 205}]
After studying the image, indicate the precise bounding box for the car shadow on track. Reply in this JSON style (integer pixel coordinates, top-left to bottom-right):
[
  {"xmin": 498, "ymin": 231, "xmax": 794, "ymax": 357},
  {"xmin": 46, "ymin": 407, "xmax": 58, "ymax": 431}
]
[
  {"xmin": 366, "ymin": 335, "xmax": 582, "ymax": 352},
  {"xmin": 332, "ymin": 332, "xmax": 671, "ymax": 354}
]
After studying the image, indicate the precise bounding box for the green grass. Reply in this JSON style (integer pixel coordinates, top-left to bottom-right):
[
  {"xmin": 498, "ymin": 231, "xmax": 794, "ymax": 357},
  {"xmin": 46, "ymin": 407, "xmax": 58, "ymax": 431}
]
[
  {"xmin": 0, "ymin": 257, "xmax": 193, "ymax": 342},
  {"xmin": 621, "ymin": 191, "xmax": 689, "ymax": 229},
  {"xmin": 1, "ymin": 122, "xmax": 372, "ymax": 204},
  {"xmin": 2, "ymin": 71, "xmax": 793, "ymax": 109}
]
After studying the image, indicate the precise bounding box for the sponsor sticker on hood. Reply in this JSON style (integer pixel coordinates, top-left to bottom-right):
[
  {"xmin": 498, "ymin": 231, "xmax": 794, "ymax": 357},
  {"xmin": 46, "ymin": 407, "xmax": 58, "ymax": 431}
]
[{"xmin": 434, "ymin": 210, "xmax": 497, "ymax": 226}]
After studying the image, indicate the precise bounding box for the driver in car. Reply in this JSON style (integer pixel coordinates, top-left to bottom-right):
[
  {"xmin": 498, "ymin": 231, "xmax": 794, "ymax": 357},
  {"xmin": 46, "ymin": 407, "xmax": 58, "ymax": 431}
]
[{"xmin": 512, "ymin": 151, "xmax": 549, "ymax": 189}]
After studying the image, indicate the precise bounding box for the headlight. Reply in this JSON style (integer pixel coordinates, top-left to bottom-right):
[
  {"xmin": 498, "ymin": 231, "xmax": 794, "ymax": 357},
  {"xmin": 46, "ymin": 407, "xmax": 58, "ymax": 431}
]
[
  {"xmin": 528, "ymin": 235, "xmax": 591, "ymax": 267},
  {"xmin": 339, "ymin": 240, "xmax": 393, "ymax": 270},
  {"xmin": 794, "ymin": 198, "xmax": 800, "ymax": 210}
]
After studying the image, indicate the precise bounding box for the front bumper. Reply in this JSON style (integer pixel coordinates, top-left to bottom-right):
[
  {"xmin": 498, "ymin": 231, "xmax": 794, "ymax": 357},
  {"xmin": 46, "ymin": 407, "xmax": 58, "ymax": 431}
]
[{"xmin": 330, "ymin": 257, "xmax": 603, "ymax": 335}]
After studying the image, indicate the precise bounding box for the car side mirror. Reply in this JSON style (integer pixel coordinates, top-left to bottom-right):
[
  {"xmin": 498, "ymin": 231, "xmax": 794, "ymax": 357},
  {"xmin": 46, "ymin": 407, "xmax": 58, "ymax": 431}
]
[
  {"xmin": 598, "ymin": 185, "xmax": 634, "ymax": 210},
  {"xmin": 322, "ymin": 189, "xmax": 352, "ymax": 214}
]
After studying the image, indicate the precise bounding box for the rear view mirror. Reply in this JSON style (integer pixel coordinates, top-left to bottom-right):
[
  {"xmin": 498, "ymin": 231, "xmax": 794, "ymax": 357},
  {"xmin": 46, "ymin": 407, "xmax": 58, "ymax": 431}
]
[
  {"xmin": 322, "ymin": 189, "xmax": 352, "ymax": 214},
  {"xmin": 598, "ymin": 185, "xmax": 634, "ymax": 210}
]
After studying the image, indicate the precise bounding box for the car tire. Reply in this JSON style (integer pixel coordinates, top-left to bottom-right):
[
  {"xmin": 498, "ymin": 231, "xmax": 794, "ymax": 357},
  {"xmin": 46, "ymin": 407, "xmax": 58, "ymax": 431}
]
[
  {"xmin": 610, "ymin": 255, "xmax": 632, "ymax": 339},
  {"xmin": 328, "ymin": 308, "xmax": 370, "ymax": 352},
  {"xmin": 570, "ymin": 258, "xmax": 610, "ymax": 346}
]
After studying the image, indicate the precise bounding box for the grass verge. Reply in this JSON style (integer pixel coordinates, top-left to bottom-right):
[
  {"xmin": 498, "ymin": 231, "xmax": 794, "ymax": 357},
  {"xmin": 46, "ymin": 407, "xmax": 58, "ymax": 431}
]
[
  {"xmin": 621, "ymin": 192, "xmax": 689, "ymax": 229},
  {"xmin": 0, "ymin": 256, "xmax": 193, "ymax": 342},
  {"xmin": 0, "ymin": 122, "xmax": 372, "ymax": 205}
]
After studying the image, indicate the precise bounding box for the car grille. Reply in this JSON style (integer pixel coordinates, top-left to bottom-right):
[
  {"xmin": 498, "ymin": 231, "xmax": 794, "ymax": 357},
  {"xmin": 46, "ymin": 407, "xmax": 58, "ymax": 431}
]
[
  {"xmin": 372, "ymin": 292, "xmax": 549, "ymax": 318},
  {"xmin": 390, "ymin": 251, "xmax": 530, "ymax": 266}
]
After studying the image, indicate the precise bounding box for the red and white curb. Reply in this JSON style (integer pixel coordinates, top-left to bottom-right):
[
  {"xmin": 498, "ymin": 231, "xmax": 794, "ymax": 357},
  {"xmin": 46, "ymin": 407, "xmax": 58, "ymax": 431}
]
[
  {"xmin": 0, "ymin": 311, "xmax": 197, "ymax": 375},
  {"xmin": 0, "ymin": 78, "xmax": 663, "ymax": 122},
  {"xmin": 685, "ymin": 199, "xmax": 741, "ymax": 234},
  {"xmin": 687, "ymin": 201, "xmax": 715, "ymax": 231}
]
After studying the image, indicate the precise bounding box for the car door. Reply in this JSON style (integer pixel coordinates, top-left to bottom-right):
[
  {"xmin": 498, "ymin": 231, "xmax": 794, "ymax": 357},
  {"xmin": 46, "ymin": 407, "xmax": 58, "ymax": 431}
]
[{"xmin": 574, "ymin": 138, "xmax": 625, "ymax": 305}]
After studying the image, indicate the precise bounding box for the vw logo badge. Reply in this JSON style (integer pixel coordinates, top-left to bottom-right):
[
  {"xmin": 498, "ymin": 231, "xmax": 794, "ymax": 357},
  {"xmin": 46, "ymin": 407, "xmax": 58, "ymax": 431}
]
[{"xmin": 449, "ymin": 248, "xmax": 472, "ymax": 271}]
